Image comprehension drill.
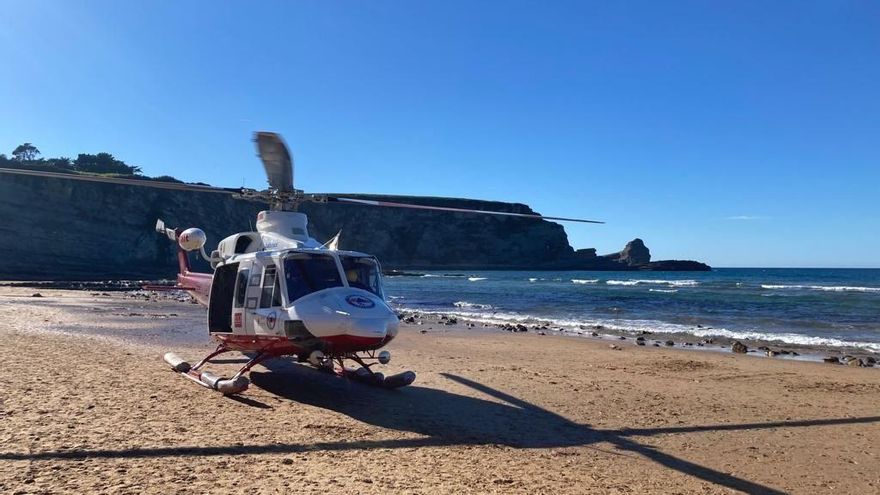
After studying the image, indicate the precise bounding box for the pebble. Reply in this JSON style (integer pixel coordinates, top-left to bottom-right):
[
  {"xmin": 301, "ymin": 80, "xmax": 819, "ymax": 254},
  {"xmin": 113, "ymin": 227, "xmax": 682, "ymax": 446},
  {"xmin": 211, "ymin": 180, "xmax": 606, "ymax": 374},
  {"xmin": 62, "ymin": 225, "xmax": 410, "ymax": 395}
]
[
  {"xmin": 31, "ymin": 293, "xmax": 43, "ymax": 297},
  {"xmin": 823, "ymin": 356, "xmax": 840, "ymax": 364},
  {"xmin": 731, "ymin": 341, "xmax": 748, "ymax": 354},
  {"xmin": 665, "ymin": 340, "xmax": 675, "ymax": 347}
]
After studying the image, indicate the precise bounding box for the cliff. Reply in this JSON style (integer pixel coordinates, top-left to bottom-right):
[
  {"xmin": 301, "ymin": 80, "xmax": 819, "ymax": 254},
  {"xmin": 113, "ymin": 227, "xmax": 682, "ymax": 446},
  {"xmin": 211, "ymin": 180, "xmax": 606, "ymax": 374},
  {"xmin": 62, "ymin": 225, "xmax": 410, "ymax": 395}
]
[{"xmin": 0, "ymin": 173, "xmax": 709, "ymax": 280}]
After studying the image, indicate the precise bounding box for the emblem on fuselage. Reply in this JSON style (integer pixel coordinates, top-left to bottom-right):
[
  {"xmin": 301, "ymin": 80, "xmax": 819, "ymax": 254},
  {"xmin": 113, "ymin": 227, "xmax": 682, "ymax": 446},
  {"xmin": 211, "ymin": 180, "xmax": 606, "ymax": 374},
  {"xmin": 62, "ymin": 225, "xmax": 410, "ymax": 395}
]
[
  {"xmin": 345, "ymin": 294, "xmax": 376, "ymax": 309},
  {"xmin": 266, "ymin": 311, "xmax": 277, "ymax": 330}
]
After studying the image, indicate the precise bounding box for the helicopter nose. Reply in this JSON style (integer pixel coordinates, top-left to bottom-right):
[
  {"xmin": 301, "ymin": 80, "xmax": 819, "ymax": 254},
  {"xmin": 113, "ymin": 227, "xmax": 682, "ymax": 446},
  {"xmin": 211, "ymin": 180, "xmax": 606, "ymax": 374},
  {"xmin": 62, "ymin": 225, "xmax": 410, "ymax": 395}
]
[
  {"xmin": 340, "ymin": 293, "xmax": 399, "ymax": 340},
  {"xmin": 291, "ymin": 288, "xmax": 398, "ymax": 344}
]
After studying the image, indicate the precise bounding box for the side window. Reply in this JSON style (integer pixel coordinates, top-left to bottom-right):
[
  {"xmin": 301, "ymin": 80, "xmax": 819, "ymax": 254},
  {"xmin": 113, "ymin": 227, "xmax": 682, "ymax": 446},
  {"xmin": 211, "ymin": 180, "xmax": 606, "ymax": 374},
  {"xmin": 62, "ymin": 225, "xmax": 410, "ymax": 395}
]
[
  {"xmin": 272, "ymin": 274, "xmax": 282, "ymax": 306},
  {"xmin": 234, "ymin": 268, "xmax": 249, "ymax": 308},
  {"xmin": 259, "ymin": 265, "xmax": 280, "ymax": 308}
]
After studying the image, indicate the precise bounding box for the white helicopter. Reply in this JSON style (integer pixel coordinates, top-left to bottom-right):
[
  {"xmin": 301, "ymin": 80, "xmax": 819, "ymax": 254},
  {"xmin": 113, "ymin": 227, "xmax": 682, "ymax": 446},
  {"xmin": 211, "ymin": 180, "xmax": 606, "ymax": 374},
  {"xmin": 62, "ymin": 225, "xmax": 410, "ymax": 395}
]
[{"xmin": 0, "ymin": 132, "xmax": 602, "ymax": 395}]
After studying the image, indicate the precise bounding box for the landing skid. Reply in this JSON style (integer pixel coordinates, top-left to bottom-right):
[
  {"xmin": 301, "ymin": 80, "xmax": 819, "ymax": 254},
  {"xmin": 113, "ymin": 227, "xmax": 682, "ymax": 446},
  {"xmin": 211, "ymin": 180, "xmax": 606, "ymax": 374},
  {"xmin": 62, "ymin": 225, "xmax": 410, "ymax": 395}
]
[
  {"xmin": 163, "ymin": 345, "xmax": 269, "ymax": 395},
  {"xmin": 163, "ymin": 346, "xmax": 416, "ymax": 395},
  {"xmin": 311, "ymin": 352, "xmax": 417, "ymax": 389}
]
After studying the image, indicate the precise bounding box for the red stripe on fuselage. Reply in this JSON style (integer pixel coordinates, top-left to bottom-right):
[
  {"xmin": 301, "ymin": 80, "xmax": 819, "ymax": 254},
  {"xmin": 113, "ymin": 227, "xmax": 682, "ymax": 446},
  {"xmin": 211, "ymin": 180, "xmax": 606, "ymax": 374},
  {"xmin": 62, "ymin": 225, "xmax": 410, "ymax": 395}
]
[{"xmin": 210, "ymin": 333, "xmax": 391, "ymax": 356}]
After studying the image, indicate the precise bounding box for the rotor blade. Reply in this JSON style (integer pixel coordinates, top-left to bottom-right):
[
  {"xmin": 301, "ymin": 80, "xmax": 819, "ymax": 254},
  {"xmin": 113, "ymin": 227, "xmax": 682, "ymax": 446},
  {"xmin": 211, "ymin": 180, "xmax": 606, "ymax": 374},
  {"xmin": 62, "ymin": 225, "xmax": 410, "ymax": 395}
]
[
  {"xmin": 326, "ymin": 196, "xmax": 604, "ymax": 224},
  {"xmin": 254, "ymin": 131, "xmax": 294, "ymax": 192},
  {"xmin": 0, "ymin": 167, "xmax": 238, "ymax": 194}
]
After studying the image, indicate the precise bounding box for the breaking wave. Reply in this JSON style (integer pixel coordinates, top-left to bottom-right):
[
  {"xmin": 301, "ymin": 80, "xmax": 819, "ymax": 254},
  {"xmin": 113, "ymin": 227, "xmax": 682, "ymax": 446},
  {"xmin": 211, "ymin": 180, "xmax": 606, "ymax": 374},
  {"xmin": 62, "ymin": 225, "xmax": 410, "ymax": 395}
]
[
  {"xmin": 468, "ymin": 277, "xmax": 487, "ymax": 282},
  {"xmin": 453, "ymin": 301, "xmax": 494, "ymax": 310},
  {"xmin": 761, "ymin": 284, "xmax": 880, "ymax": 293},
  {"xmin": 607, "ymin": 279, "xmax": 699, "ymax": 287},
  {"xmin": 649, "ymin": 288, "xmax": 678, "ymax": 293},
  {"xmin": 571, "ymin": 279, "xmax": 599, "ymax": 284}
]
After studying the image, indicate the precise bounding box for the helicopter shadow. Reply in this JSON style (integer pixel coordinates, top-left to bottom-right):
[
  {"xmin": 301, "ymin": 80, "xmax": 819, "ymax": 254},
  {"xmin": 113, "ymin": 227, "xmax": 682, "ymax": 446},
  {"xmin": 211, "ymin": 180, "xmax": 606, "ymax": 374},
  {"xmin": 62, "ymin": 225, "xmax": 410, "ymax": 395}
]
[
  {"xmin": 252, "ymin": 358, "xmax": 880, "ymax": 495},
  {"xmin": 252, "ymin": 360, "xmax": 595, "ymax": 449}
]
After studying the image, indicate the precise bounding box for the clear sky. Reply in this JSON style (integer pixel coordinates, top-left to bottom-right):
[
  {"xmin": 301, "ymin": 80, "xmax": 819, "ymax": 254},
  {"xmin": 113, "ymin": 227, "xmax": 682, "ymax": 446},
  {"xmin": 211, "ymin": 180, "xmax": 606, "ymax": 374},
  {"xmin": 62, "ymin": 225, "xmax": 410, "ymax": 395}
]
[{"xmin": 1, "ymin": 1, "xmax": 878, "ymax": 267}]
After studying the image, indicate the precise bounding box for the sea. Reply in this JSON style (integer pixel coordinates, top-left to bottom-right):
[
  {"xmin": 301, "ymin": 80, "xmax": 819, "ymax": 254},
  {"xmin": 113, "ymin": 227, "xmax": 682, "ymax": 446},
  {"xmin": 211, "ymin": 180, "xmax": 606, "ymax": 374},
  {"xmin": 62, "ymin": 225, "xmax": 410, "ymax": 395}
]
[{"xmin": 383, "ymin": 268, "xmax": 880, "ymax": 353}]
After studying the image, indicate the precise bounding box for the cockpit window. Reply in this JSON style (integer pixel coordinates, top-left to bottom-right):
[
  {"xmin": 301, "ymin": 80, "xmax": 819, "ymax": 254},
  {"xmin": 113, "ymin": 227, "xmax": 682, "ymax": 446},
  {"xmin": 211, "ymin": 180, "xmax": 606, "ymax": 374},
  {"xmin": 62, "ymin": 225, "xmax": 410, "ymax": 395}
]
[
  {"xmin": 339, "ymin": 256, "xmax": 384, "ymax": 298},
  {"xmin": 283, "ymin": 253, "xmax": 343, "ymax": 302}
]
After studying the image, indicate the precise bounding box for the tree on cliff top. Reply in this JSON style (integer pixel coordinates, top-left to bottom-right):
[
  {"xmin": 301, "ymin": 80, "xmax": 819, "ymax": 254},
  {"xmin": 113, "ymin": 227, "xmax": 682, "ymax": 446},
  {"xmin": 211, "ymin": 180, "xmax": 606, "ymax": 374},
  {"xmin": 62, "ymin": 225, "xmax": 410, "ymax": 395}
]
[
  {"xmin": 12, "ymin": 143, "xmax": 40, "ymax": 161},
  {"xmin": 74, "ymin": 152, "xmax": 142, "ymax": 175},
  {"xmin": 2, "ymin": 143, "xmax": 155, "ymax": 179}
]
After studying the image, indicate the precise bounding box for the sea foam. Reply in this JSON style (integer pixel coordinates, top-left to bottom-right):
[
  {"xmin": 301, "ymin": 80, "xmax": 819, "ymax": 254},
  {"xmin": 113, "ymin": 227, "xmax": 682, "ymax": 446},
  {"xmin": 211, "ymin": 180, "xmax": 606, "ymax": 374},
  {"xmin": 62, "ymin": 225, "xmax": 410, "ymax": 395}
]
[
  {"xmin": 761, "ymin": 284, "xmax": 880, "ymax": 293},
  {"xmin": 607, "ymin": 279, "xmax": 698, "ymax": 287},
  {"xmin": 453, "ymin": 301, "xmax": 494, "ymax": 310}
]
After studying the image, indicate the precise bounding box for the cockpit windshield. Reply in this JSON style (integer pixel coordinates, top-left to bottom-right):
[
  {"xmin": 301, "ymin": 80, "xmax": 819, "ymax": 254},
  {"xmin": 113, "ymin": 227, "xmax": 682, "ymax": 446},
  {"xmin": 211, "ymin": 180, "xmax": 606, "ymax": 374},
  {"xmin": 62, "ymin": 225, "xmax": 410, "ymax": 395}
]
[
  {"xmin": 283, "ymin": 253, "xmax": 343, "ymax": 302},
  {"xmin": 339, "ymin": 256, "xmax": 384, "ymax": 298}
]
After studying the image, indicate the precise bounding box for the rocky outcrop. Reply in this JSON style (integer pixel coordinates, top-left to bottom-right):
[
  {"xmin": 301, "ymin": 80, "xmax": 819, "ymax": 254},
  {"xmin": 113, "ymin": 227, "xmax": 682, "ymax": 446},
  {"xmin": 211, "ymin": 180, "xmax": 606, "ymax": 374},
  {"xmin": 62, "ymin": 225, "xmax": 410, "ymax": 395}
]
[
  {"xmin": 602, "ymin": 238, "xmax": 651, "ymax": 266},
  {"xmin": 638, "ymin": 260, "xmax": 711, "ymax": 271},
  {"xmin": 0, "ymin": 173, "xmax": 710, "ymax": 279}
]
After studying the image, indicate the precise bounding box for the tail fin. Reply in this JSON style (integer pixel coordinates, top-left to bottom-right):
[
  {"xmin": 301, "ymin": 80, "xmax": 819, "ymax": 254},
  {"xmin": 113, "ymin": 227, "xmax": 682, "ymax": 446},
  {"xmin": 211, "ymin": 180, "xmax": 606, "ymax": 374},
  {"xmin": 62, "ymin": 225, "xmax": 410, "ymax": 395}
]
[{"xmin": 155, "ymin": 219, "xmax": 191, "ymax": 273}]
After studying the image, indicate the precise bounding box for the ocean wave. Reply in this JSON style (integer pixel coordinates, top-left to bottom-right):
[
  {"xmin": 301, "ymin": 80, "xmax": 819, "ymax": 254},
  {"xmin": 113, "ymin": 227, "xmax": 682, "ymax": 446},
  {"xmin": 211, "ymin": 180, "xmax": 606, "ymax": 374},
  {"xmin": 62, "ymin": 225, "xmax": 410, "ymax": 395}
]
[
  {"xmin": 571, "ymin": 279, "xmax": 599, "ymax": 284},
  {"xmin": 648, "ymin": 289, "xmax": 678, "ymax": 293},
  {"xmin": 468, "ymin": 277, "xmax": 487, "ymax": 282},
  {"xmin": 761, "ymin": 284, "xmax": 880, "ymax": 293},
  {"xmin": 453, "ymin": 301, "xmax": 494, "ymax": 310},
  {"xmin": 407, "ymin": 307, "xmax": 880, "ymax": 352},
  {"xmin": 607, "ymin": 279, "xmax": 698, "ymax": 287},
  {"xmin": 528, "ymin": 277, "xmax": 540, "ymax": 282}
]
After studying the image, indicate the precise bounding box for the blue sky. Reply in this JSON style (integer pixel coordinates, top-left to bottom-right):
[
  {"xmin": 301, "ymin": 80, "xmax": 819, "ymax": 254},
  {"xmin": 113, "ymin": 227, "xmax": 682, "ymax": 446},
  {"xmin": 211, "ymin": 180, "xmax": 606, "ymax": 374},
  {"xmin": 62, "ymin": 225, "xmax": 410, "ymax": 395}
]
[{"xmin": 2, "ymin": 1, "xmax": 878, "ymax": 267}]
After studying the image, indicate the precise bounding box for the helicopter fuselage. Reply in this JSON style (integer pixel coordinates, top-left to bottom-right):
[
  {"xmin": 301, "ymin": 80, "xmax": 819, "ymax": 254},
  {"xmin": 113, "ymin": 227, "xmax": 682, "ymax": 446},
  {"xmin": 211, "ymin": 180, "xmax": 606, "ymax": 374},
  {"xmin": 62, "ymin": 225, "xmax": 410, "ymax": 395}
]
[{"xmin": 177, "ymin": 249, "xmax": 398, "ymax": 358}]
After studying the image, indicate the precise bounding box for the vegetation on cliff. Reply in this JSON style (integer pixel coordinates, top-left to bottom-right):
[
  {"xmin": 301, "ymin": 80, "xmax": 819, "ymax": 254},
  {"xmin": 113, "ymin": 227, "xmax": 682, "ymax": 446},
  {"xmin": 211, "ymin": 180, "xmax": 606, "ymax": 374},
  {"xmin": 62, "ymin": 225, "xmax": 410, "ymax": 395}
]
[{"xmin": 1, "ymin": 143, "xmax": 184, "ymax": 183}]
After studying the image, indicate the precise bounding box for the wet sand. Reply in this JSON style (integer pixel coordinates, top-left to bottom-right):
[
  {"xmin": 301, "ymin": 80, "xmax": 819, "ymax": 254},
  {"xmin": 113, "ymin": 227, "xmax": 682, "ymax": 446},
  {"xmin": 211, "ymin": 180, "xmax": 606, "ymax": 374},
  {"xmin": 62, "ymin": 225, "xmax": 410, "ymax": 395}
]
[{"xmin": 1, "ymin": 288, "xmax": 879, "ymax": 494}]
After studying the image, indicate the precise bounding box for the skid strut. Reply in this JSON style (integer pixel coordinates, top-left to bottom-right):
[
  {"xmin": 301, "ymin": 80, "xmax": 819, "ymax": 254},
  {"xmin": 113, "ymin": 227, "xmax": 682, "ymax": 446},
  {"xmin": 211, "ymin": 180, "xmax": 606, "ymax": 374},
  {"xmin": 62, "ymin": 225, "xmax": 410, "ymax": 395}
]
[{"xmin": 163, "ymin": 347, "xmax": 271, "ymax": 395}]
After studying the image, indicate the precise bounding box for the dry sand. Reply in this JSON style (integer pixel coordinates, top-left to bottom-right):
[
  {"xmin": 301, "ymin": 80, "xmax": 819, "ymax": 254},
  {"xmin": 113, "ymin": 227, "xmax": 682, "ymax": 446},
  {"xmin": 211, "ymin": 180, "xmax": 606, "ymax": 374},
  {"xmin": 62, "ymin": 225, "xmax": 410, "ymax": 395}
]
[{"xmin": 1, "ymin": 288, "xmax": 879, "ymax": 494}]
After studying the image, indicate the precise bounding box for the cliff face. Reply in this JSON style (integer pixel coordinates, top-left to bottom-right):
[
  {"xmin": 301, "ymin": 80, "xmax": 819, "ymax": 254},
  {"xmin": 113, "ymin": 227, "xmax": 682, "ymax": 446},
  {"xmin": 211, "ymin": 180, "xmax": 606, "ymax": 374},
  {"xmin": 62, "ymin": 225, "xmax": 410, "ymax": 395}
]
[
  {"xmin": 1, "ymin": 174, "xmax": 577, "ymax": 279},
  {"xmin": 301, "ymin": 195, "xmax": 575, "ymax": 269},
  {"xmin": 1, "ymin": 174, "xmax": 265, "ymax": 279},
  {"xmin": 0, "ymin": 174, "xmax": 708, "ymax": 280}
]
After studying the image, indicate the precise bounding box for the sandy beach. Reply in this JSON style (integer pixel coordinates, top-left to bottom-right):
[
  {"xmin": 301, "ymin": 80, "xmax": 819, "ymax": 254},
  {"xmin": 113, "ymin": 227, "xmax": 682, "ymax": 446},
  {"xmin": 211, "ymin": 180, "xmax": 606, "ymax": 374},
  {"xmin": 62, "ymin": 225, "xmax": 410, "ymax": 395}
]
[{"xmin": 1, "ymin": 287, "xmax": 879, "ymax": 494}]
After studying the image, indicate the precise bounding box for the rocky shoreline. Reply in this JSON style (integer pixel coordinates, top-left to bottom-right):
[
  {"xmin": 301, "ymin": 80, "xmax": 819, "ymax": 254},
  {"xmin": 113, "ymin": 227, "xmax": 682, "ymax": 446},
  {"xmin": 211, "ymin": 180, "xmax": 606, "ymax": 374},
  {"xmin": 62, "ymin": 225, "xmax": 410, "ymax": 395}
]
[{"xmin": 396, "ymin": 309, "xmax": 880, "ymax": 368}]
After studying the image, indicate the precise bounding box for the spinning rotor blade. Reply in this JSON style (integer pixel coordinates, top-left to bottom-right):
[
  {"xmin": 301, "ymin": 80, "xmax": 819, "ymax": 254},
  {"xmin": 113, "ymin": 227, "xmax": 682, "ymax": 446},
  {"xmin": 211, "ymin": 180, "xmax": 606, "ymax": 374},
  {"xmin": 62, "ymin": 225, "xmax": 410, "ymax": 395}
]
[
  {"xmin": 254, "ymin": 131, "xmax": 294, "ymax": 192},
  {"xmin": 326, "ymin": 196, "xmax": 604, "ymax": 224},
  {"xmin": 0, "ymin": 167, "xmax": 238, "ymax": 194}
]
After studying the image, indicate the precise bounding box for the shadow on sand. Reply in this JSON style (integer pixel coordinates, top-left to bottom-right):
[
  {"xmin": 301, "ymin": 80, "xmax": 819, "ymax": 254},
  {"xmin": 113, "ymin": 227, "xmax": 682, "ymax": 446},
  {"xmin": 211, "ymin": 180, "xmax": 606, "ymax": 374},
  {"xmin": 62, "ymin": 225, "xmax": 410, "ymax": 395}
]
[{"xmin": 4, "ymin": 358, "xmax": 878, "ymax": 495}]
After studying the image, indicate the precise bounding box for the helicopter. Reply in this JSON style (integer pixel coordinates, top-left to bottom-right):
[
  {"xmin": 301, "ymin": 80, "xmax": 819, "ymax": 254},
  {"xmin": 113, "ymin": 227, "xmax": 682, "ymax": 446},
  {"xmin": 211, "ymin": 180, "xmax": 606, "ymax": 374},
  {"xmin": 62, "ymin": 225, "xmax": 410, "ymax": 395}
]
[{"xmin": 0, "ymin": 132, "xmax": 602, "ymax": 395}]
